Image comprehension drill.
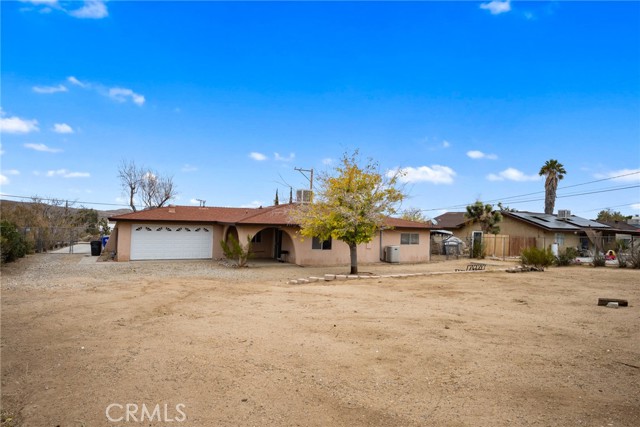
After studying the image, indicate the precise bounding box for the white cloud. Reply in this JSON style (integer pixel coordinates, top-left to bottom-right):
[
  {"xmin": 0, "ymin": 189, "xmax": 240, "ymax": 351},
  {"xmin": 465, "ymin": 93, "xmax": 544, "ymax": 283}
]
[
  {"xmin": 390, "ymin": 165, "xmax": 456, "ymax": 185},
  {"xmin": 109, "ymin": 88, "xmax": 145, "ymax": 106},
  {"xmin": 594, "ymin": 169, "xmax": 640, "ymax": 182},
  {"xmin": 24, "ymin": 143, "xmax": 62, "ymax": 153},
  {"xmin": 4, "ymin": 169, "xmax": 20, "ymax": 175},
  {"xmin": 181, "ymin": 164, "xmax": 198, "ymax": 172},
  {"xmin": 45, "ymin": 169, "xmax": 90, "ymax": 178},
  {"xmin": 487, "ymin": 167, "xmax": 540, "ymax": 182},
  {"xmin": 33, "ymin": 84, "xmax": 68, "ymax": 94},
  {"xmin": 274, "ymin": 152, "xmax": 295, "ymax": 162},
  {"xmin": 249, "ymin": 152, "xmax": 267, "ymax": 161},
  {"xmin": 480, "ymin": 0, "xmax": 512, "ymax": 15},
  {"xmin": 442, "ymin": 140, "xmax": 451, "ymax": 148},
  {"xmin": 467, "ymin": 150, "xmax": 498, "ymax": 160},
  {"xmin": 67, "ymin": 76, "xmax": 89, "ymax": 88},
  {"xmin": 631, "ymin": 203, "xmax": 640, "ymax": 211},
  {"xmin": 52, "ymin": 123, "xmax": 74, "ymax": 134},
  {"xmin": 0, "ymin": 114, "xmax": 39, "ymax": 134},
  {"xmin": 19, "ymin": 0, "xmax": 58, "ymax": 4},
  {"xmin": 322, "ymin": 158, "xmax": 334, "ymax": 165},
  {"xmin": 68, "ymin": 0, "xmax": 108, "ymax": 19}
]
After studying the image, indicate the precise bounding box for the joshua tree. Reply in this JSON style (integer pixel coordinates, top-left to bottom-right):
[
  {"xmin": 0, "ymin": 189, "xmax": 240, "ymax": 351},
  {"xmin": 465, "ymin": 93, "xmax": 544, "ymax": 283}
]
[{"xmin": 539, "ymin": 159, "xmax": 566, "ymax": 215}]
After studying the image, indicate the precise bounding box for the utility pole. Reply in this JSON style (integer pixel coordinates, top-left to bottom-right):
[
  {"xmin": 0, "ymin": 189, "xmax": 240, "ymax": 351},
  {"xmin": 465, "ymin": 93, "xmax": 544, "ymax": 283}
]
[{"xmin": 294, "ymin": 167, "xmax": 314, "ymax": 191}]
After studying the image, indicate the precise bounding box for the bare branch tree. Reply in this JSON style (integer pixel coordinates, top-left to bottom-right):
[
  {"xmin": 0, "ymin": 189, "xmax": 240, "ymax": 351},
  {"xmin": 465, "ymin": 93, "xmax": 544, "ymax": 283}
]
[
  {"xmin": 118, "ymin": 160, "xmax": 143, "ymax": 212},
  {"xmin": 118, "ymin": 160, "xmax": 178, "ymax": 211}
]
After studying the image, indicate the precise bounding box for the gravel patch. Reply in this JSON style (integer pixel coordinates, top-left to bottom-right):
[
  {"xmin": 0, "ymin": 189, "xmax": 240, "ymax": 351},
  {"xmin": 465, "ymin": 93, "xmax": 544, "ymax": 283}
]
[{"xmin": 1, "ymin": 253, "xmax": 516, "ymax": 290}]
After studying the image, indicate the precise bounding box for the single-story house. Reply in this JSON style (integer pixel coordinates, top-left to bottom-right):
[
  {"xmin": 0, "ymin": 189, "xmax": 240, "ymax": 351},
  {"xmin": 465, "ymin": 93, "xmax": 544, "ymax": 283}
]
[
  {"xmin": 594, "ymin": 220, "xmax": 640, "ymax": 249},
  {"xmin": 433, "ymin": 210, "xmax": 620, "ymax": 257},
  {"xmin": 107, "ymin": 203, "xmax": 432, "ymax": 266}
]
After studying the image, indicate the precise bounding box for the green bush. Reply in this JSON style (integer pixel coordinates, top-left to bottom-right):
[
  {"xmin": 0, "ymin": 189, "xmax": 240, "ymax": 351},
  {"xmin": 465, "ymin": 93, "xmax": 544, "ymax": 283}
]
[
  {"xmin": 220, "ymin": 234, "xmax": 253, "ymax": 267},
  {"xmin": 521, "ymin": 246, "xmax": 555, "ymax": 270},
  {"xmin": 555, "ymin": 247, "xmax": 578, "ymax": 267},
  {"xmin": 472, "ymin": 240, "xmax": 485, "ymax": 259},
  {"xmin": 1, "ymin": 220, "xmax": 29, "ymax": 264}
]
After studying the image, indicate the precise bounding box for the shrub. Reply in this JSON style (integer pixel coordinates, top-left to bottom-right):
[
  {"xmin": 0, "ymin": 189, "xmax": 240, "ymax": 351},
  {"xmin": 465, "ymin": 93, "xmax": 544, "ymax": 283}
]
[
  {"xmin": 0, "ymin": 220, "xmax": 29, "ymax": 264},
  {"xmin": 472, "ymin": 240, "xmax": 485, "ymax": 259},
  {"xmin": 629, "ymin": 246, "xmax": 640, "ymax": 269},
  {"xmin": 615, "ymin": 240, "xmax": 629, "ymax": 268},
  {"xmin": 555, "ymin": 247, "xmax": 578, "ymax": 267},
  {"xmin": 592, "ymin": 252, "xmax": 606, "ymax": 267},
  {"xmin": 521, "ymin": 246, "xmax": 555, "ymax": 270},
  {"xmin": 220, "ymin": 234, "xmax": 252, "ymax": 267}
]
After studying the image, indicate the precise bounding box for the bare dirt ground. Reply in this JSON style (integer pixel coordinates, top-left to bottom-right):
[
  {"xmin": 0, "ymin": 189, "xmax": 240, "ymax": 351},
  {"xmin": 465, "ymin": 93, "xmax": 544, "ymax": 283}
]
[{"xmin": 1, "ymin": 254, "xmax": 639, "ymax": 427}]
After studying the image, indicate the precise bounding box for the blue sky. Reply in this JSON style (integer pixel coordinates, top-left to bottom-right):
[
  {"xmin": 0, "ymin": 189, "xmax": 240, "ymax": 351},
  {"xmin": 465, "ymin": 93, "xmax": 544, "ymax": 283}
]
[{"xmin": 1, "ymin": 0, "xmax": 639, "ymax": 219}]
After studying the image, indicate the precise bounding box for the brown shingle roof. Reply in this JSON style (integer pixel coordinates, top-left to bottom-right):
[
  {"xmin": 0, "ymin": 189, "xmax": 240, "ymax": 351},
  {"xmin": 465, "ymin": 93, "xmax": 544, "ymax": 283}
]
[
  {"xmin": 108, "ymin": 205, "xmax": 260, "ymax": 223},
  {"xmin": 596, "ymin": 220, "xmax": 640, "ymax": 235},
  {"xmin": 433, "ymin": 212, "xmax": 467, "ymax": 229},
  {"xmin": 109, "ymin": 204, "xmax": 432, "ymax": 229}
]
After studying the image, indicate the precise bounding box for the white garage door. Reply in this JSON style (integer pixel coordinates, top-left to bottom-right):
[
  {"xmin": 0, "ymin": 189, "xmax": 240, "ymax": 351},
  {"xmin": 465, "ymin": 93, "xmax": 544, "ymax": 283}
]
[{"xmin": 130, "ymin": 224, "xmax": 213, "ymax": 260}]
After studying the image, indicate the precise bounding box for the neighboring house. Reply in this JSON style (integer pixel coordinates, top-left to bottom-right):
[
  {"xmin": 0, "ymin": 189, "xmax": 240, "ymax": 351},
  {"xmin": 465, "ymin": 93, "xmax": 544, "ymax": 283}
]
[
  {"xmin": 433, "ymin": 210, "xmax": 619, "ymax": 257},
  {"xmin": 628, "ymin": 215, "xmax": 640, "ymax": 228},
  {"xmin": 594, "ymin": 220, "xmax": 640, "ymax": 248},
  {"xmin": 107, "ymin": 204, "xmax": 432, "ymax": 266}
]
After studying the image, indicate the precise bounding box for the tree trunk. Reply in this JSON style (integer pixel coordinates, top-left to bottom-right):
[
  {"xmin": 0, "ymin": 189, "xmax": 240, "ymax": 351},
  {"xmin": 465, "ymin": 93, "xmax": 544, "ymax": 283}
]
[
  {"xmin": 544, "ymin": 175, "xmax": 557, "ymax": 215},
  {"xmin": 349, "ymin": 243, "xmax": 358, "ymax": 275}
]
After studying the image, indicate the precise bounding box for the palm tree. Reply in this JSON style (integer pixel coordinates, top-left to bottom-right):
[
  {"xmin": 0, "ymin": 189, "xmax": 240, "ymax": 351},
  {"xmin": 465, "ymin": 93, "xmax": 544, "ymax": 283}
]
[{"xmin": 538, "ymin": 159, "xmax": 567, "ymax": 215}]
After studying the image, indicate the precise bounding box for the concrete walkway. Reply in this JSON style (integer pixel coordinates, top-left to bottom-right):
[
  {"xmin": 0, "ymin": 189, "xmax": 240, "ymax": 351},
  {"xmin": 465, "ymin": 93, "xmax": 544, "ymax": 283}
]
[{"xmin": 50, "ymin": 243, "xmax": 92, "ymax": 255}]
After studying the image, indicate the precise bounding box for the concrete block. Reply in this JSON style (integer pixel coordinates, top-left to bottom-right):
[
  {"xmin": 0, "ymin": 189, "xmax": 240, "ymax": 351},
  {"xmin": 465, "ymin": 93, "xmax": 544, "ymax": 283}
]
[
  {"xmin": 335, "ymin": 275, "xmax": 347, "ymax": 281},
  {"xmin": 324, "ymin": 274, "xmax": 336, "ymax": 281},
  {"xmin": 308, "ymin": 277, "xmax": 320, "ymax": 283}
]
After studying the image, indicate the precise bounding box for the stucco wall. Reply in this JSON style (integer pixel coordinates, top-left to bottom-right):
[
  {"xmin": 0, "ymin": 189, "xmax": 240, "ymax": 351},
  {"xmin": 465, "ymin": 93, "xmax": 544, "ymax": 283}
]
[
  {"xmin": 115, "ymin": 223, "xmax": 132, "ymax": 261},
  {"xmin": 453, "ymin": 216, "xmax": 582, "ymax": 252},
  {"xmin": 291, "ymin": 229, "xmax": 430, "ymax": 266},
  {"xmin": 115, "ymin": 221, "xmax": 430, "ymax": 266}
]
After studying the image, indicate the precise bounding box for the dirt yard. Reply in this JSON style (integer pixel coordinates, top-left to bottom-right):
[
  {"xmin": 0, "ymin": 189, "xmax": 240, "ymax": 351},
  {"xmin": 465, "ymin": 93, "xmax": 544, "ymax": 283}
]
[{"xmin": 1, "ymin": 254, "xmax": 639, "ymax": 426}]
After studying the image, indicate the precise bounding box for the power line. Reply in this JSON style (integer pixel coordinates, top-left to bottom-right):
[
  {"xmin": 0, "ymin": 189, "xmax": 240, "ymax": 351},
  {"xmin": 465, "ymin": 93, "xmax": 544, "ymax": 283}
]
[
  {"xmin": 574, "ymin": 202, "xmax": 640, "ymax": 214},
  {"xmin": 421, "ymin": 171, "xmax": 640, "ymax": 212},
  {"xmin": 1, "ymin": 194, "xmax": 134, "ymax": 209},
  {"xmin": 2, "ymin": 171, "xmax": 638, "ymax": 212}
]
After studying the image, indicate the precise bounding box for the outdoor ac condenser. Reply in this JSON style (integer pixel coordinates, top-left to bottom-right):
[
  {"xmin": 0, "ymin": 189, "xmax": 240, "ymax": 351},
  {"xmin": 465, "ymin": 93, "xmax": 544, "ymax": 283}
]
[{"xmin": 384, "ymin": 246, "xmax": 400, "ymax": 263}]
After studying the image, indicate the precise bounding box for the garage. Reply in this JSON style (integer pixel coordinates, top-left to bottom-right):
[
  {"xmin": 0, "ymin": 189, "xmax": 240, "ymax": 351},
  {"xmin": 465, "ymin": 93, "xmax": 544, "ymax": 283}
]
[{"xmin": 130, "ymin": 224, "xmax": 213, "ymax": 260}]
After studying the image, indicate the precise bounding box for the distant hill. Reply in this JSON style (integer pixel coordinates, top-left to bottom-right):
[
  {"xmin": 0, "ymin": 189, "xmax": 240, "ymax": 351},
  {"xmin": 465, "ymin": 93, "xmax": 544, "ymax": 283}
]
[{"xmin": 0, "ymin": 199, "xmax": 132, "ymax": 221}]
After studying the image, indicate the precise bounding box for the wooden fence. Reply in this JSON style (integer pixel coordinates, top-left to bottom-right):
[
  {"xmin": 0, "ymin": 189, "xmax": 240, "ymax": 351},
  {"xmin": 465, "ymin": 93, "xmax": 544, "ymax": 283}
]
[{"xmin": 482, "ymin": 235, "xmax": 537, "ymax": 258}]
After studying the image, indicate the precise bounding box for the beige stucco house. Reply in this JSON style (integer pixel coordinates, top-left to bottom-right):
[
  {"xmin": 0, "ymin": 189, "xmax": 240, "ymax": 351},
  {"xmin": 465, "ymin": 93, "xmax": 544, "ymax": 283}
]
[
  {"xmin": 433, "ymin": 210, "xmax": 621, "ymax": 257},
  {"xmin": 107, "ymin": 204, "xmax": 432, "ymax": 266}
]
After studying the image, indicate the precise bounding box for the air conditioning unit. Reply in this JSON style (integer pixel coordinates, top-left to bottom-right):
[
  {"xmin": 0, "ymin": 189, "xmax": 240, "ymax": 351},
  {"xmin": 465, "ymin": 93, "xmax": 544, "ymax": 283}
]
[
  {"xmin": 557, "ymin": 209, "xmax": 571, "ymax": 220},
  {"xmin": 296, "ymin": 189, "xmax": 313, "ymax": 204},
  {"xmin": 384, "ymin": 246, "xmax": 400, "ymax": 263}
]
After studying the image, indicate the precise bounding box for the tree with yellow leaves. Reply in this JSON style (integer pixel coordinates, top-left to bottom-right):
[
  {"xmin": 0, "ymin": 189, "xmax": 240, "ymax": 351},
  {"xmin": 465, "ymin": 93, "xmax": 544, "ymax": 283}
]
[{"xmin": 291, "ymin": 151, "xmax": 405, "ymax": 274}]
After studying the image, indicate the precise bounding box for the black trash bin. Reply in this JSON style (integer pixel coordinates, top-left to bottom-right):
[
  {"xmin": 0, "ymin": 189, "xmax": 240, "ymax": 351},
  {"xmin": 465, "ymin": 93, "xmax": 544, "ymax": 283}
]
[{"xmin": 90, "ymin": 240, "xmax": 102, "ymax": 256}]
